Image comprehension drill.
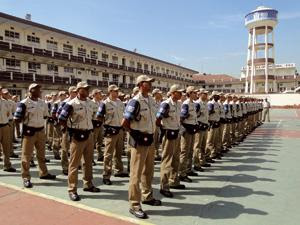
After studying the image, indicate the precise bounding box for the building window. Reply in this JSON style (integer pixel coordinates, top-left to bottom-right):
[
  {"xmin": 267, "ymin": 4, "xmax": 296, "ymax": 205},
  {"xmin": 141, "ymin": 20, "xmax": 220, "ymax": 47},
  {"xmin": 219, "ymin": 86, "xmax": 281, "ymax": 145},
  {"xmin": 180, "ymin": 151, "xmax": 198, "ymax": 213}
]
[
  {"xmin": 208, "ymin": 85, "xmax": 215, "ymax": 88},
  {"xmin": 27, "ymin": 35, "xmax": 40, "ymax": 43},
  {"xmin": 90, "ymin": 51, "xmax": 98, "ymax": 59},
  {"xmin": 130, "ymin": 76, "xmax": 134, "ymax": 84},
  {"xmin": 102, "ymin": 54, "xmax": 108, "ymax": 62},
  {"xmin": 6, "ymin": 58, "xmax": 20, "ymax": 67},
  {"xmin": 137, "ymin": 62, "xmax": 142, "ymax": 69},
  {"xmin": 91, "ymin": 70, "xmax": 98, "ymax": 76},
  {"xmin": 63, "ymin": 44, "xmax": 73, "ymax": 54},
  {"xmin": 102, "ymin": 73, "xmax": 109, "ymax": 81},
  {"xmin": 46, "ymin": 40, "xmax": 58, "ymax": 51},
  {"xmin": 112, "ymin": 56, "xmax": 118, "ymax": 64},
  {"xmin": 225, "ymin": 84, "xmax": 232, "ymax": 88},
  {"xmin": 144, "ymin": 64, "xmax": 149, "ymax": 70},
  {"xmin": 28, "ymin": 62, "xmax": 41, "ymax": 72},
  {"xmin": 0, "ymin": 36, "xmax": 3, "ymax": 40},
  {"xmin": 130, "ymin": 61, "xmax": 135, "ymax": 68},
  {"xmin": 47, "ymin": 64, "xmax": 58, "ymax": 73},
  {"xmin": 5, "ymin": 30, "xmax": 20, "ymax": 39},
  {"xmin": 217, "ymin": 85, "xmax": 222, "ymax": 88},
  {"xmin": 78, "ymin": 47, "xmax": 86, "ymax": 57},
  {"xmin": 112, "ymin": 74, "xmax": 119, "ymax": 82},
  {"xmin": 64, "ymin": 67, "xmax": 74, "ymax": 73}
]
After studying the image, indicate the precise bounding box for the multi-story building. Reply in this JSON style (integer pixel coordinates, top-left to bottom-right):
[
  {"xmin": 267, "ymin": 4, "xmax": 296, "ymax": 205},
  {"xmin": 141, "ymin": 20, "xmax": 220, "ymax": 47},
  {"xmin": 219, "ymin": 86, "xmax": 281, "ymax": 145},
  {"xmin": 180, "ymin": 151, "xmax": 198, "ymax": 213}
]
[
  {"xmin": 0, "ymin": 12, "xmax": 199, "ymax": 98},
  {"xmin": 194, "ymin": 74, "xmax": 244, "ymax": 93},
  {"xmin": 241, "ymin": 63, "xmax": 300, "ymax": 93},
  {"xmin": 195, "ymin": 68, "xmax": 300, "ymax": 94}
]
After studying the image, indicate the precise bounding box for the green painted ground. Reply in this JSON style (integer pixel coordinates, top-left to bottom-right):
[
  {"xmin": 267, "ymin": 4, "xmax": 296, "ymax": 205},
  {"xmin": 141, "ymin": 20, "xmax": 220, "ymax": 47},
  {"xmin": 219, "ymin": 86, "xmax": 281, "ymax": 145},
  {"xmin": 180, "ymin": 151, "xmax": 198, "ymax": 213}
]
[{"xmin": 1, "ymin": 109, "xmax": 300, "ymax": 225}]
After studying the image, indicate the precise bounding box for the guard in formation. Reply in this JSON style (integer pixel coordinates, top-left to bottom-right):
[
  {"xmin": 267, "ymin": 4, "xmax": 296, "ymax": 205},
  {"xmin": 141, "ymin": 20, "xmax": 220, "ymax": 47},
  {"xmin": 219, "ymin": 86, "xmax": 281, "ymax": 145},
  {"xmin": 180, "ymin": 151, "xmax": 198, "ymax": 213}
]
[{"xmin": 0, "ymin": 75, "xmax": 266, "ymax": 220}]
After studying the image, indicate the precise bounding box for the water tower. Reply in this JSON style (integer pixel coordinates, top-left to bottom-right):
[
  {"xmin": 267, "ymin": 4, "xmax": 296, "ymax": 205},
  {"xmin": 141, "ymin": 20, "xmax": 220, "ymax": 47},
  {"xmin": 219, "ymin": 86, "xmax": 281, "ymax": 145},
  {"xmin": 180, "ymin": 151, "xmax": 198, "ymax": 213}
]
[{"xmin": 244, "ymin": 6, "xmax": 278, "ymax": 94}]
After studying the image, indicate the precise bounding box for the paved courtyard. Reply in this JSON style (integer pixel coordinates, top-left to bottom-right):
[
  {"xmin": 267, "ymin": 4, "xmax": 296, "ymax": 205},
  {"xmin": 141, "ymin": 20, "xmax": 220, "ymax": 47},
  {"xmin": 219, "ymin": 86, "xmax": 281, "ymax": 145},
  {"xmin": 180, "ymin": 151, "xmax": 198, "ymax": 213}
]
[{"xmin": 0, "ymin": 109, "xmax": 300, "ymax": 225}]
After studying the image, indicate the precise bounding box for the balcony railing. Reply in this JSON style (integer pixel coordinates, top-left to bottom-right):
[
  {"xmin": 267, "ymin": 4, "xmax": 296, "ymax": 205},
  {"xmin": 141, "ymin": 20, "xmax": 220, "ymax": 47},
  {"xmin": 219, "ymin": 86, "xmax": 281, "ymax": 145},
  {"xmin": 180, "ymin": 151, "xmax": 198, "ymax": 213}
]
[
  {"xmin": 98, "ymin": 61, "xmax": 108, "ymax": 67},
  {"xmin": 0, "ymin": 41, "xmax": 10, "ymax": 51},
  {"xmin": 109, "ymin": 63, "xmax": 118, "ymax": 69},
  {"xmin": 0, "ymin": 40, "xmax": 197, "ymax": 84}
]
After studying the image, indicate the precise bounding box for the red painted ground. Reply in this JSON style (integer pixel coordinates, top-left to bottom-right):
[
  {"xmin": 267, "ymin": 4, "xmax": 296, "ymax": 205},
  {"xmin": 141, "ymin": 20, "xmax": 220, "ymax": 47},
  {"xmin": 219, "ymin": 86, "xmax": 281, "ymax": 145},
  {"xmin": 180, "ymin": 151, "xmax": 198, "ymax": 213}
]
[{"xmin": 0, "ymin": 185, "xmax": 135, "ymax": 225}]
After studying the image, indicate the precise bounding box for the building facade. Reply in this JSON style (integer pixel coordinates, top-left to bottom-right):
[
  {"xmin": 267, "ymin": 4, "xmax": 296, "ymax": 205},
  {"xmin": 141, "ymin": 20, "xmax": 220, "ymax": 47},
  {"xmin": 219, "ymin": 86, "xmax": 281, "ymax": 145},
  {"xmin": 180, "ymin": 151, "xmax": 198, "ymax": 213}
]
[
  {"xmin": 241, "ymin": 63, "xmax": 300, "ymax": 93},
  {"xmin": 0, "ymin": 12, "xmax": 199, "ymax": 98}
]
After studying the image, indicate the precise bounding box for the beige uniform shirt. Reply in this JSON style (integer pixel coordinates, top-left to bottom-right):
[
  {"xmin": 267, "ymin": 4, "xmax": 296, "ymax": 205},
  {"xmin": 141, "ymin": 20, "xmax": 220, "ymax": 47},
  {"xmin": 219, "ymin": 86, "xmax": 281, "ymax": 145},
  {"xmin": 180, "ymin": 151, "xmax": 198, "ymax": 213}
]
[
  {"xmin": 67, "ymin": 97, "xmax": 94, "ymax": 130},
  {"xmin": 196, "ymin": 100, "xmax": 209, "ymax": 125},
  {"xmin": 129, "ymin": 93, "xmax": 156, "ymax": 134},
  {"xmin": 19, "ymin": 97, "xmax": 49, "ymax": 128},
  {"xmin": 160, "ymin": 97, "xmax": 181, "ymax": 130},
  {"xmin": 102, "ymin": 98, "xmax": 124, "ymax": 127}
]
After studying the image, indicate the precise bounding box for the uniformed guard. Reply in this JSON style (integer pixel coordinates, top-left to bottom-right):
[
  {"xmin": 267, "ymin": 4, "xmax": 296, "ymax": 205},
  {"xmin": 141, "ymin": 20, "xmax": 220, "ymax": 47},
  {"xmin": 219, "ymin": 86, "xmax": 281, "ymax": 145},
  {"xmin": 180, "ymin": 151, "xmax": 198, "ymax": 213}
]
[
  {"xmin": 222, "ymin": 94, "xmax": 233, "ymax": 149},
  {"xmin": 179, "ymin": 86, "xmax": 199, "ymax": 183},
  {"xmin": 97, "ymin": 84, "xmax": 128, "ymax": 185},
  {"xmin": 46, "ymin": 92, "xmax": 57, "ymax": 151},
  {"xmin": 14, "ymin": 83, "xmax": 56, "ymax": 188},
  {"xmin": 152, "ymin": 88, "xmax": 163, "ymax": 161},
  {"xmin": 156, "ymin": 85, "xmax": 185, "ymax": 198},
  {"xmin": 0, "ymin": 88, "xmax": 16, "ymax": 173},
  {"xmin": 235, "ymin": 96, "xmax": 244, "ymax": 142},
  {"xmin": 1, "ymin": 89, "xmax": 18, "ymax": 158},
  {"xmin": 126, "ymin": 86, "xmax": 142, "ymax": 174},
  {"xmin": 56, "ymin": 86, "xmax": 77, "ymax": 175},
  {"xmin": 91, "ymin": 89, "xmax": 104, "ymax": 162},
  {"xmin": 193, "ymin": 88, "xmax": 211, "ymax": 169},
  {"xmin": 58, "ymin": 81, "xmax": 100, "ymax": 201},
  {"xmin": 122, "ymin": 75, "xmax": 161, "ymax": 219},
  {"xmin": 263, "ymin": 98, "xmax": 271, "ymax": 122},
  {"xmin": 230, "ymin": 95, "xmax": 238, "ymax": 145},
  {"xmin": 215, "ymin": 92, "xmax": 226, "ymax": 155},
  {"xmin": 206, "ymin": 91, "xmax": 221, "ymax": 160},
  {"xmin": 51, "ymin": 91, "xmax": 67, "ymax": 160}
]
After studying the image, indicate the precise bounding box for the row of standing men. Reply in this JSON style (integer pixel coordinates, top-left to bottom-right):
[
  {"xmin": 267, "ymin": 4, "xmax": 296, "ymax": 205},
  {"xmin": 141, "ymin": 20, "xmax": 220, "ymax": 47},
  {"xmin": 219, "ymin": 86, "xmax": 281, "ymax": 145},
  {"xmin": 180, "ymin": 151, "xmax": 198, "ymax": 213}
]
[{"xmin": 0, "ymin": 75, "xmax": 266, "ymax": 219}]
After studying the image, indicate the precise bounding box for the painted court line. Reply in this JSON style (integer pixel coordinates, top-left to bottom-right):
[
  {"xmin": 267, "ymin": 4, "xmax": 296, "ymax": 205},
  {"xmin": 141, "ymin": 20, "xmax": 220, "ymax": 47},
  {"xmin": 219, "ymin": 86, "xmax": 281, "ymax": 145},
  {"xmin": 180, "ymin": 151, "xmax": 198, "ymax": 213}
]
[{"xmin": 0, "ymin": 181, "xmax": 154, "ymax": 225}]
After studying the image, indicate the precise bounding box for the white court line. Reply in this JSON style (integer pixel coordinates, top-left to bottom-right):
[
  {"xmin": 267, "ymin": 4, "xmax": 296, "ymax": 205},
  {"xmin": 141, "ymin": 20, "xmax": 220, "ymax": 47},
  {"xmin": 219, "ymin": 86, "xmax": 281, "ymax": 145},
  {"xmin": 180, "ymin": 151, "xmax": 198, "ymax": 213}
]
[{"xmin": 0, "ymin": 181, "xmax": 154, "ymax": 225}]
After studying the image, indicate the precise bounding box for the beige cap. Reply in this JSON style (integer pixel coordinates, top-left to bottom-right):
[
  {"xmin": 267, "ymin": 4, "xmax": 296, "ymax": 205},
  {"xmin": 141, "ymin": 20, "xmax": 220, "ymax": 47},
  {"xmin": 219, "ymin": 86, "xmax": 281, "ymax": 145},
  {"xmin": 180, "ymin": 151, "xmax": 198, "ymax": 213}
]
[
  {"xmin": 91, "ymin": 89, "xmax": 102, "ymax": 95},
  {"xmin": 118, "ymin": 92, "xmax": 125, "ymax": 97},
  {"xmin": 58, "ymin": 91, "xmax": 66, "ymax": 96},
  {"xmin": 29, "ymin": 83, "xmax": 41, "ymax": 91},
  {"xmin": 152, "ymin": 88, "xmax": 162, "ymax": 95},
  {"xmin": 224, "ymin": 93, "xmax": 231, "ymax": 97},
  {"xmin": 199, "ymin": 88, "xmax": 209, "ymax": 94},
  {"xmin": 132, "ymin": 86, "xmax": 139, "ymax": 94},
  {"xmin": 68, "ymin": 86, "xmax": 77, "ymax": 93},
  {"xmin": 136, "ymin": 75, "xmax": 155, "ymax": 85},
  {"xmin": 186, "ymin": 86, "xmax": 197, "ymax": 94},
  {"xmin": 219, "ymin": 92, "xmax": 225, "ymax": 96},
  {"xmin": 50, "ymin": 91, "xmax": 57, "ymax": 96},
  {"xmin": 108, "ymin": 84, "xmax": 119, "ymax": 92},
  {"xmin": 76, "ymin": 81, "xmax": 90, "ymax": 90},
  {"xmin": 211, "ymin": 91, "xmax": 219, "ymax": 96},
  {"xmin": 1, "ymin": 88, "xmax": 9, "ymax": 94},
  {"xmin": 169, "ymin": 84, "xmax": 185, "ymax": 93}
]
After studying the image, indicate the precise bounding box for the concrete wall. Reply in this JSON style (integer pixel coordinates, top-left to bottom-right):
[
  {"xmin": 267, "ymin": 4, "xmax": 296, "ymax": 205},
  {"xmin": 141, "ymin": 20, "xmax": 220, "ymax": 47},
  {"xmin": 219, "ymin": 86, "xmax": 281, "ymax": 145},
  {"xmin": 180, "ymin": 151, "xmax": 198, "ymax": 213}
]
[{"xmin": 251, "ymin": 93, "xmax": 300, "ymax": 106}]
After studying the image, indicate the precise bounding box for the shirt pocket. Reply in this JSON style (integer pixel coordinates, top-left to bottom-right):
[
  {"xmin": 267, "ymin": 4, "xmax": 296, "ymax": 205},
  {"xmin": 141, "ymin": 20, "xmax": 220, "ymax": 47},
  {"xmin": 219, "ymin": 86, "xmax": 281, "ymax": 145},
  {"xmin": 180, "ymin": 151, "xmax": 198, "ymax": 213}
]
[
  {"xmin": 140, "ymin": 108, "xmax": 149, "ymax": 121},
  {"xmin": 105, "ymin": 107, "xmax": 114, "ymax": 123}
]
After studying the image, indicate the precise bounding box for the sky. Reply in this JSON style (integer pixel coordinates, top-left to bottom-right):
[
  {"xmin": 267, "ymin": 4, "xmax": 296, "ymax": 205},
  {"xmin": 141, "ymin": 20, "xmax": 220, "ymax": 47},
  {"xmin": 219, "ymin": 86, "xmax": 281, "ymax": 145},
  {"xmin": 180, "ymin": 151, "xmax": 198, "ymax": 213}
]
[{"xmin": 1, "ymin": 0, "xmax": 300, "ymax": 77}]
